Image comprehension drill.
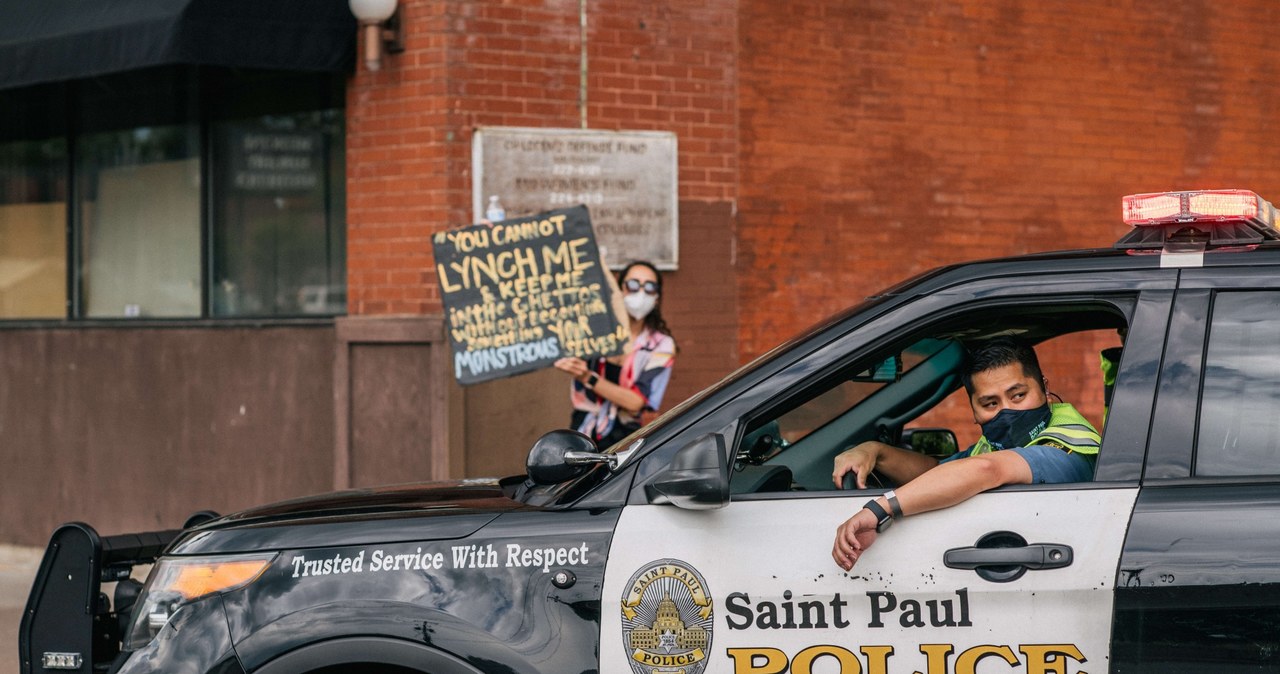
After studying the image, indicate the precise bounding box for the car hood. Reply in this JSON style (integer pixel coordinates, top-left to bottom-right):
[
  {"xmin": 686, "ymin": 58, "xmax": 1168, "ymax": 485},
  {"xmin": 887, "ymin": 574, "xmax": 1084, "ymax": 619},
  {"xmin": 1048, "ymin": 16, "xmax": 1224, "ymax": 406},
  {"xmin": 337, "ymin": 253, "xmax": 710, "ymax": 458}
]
[{"xmin": 169, "ymin": 478, "xmax": 527, "ymax": 555}]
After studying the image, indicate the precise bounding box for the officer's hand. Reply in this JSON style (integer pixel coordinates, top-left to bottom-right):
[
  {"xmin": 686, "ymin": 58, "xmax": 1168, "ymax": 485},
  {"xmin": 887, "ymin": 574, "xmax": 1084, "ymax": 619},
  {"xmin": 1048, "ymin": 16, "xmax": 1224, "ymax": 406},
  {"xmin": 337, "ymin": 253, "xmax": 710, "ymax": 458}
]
[
  {"xmin": 832, "ymin": 508, "xmax": 878, "ymax": 571},
  {"xmin": 832, "ymin": 442, "xmax": 880, "ymax": 489}
]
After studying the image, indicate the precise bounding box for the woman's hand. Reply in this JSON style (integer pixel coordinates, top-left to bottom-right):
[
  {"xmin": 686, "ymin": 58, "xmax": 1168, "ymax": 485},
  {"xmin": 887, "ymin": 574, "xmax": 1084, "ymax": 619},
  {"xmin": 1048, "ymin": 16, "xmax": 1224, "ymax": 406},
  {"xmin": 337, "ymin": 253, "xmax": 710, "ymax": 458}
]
[
  {"xmin": 555, "ymin": 357, "xmax": 647, "ymax": 415},
  {"xmin": 554, "ymin": 357, "xmax": 591, "ymax": 383}
]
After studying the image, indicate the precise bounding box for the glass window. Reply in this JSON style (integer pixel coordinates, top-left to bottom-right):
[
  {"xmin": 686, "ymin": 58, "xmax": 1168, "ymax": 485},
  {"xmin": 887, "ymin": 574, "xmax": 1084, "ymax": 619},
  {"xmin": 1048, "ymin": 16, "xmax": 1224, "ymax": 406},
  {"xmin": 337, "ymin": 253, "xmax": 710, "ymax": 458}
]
[
  {"xmin": 1196, "ymin": 292, "xmax": 1280, "ymax": 476},
  {"xmin": 738, "ymin": 337, "xmax": 966, "ymax": 479},
  {"xmin": 0, "ymin": 137, "xmax": 66, "ymax": 318},
  {"xmin": 0, "ymin": 67, "xmax": 345, "ymax": 322},
  {"xmin": 733, "ymin": 306, "xmax": 1126, "ymax": 494},
  {"xmin": 77, "ymin": 124, "xmax": 201, "ymax": 318},
  {"xmin": 769, "ymin": 348, "xmax": 942, "ymax": 447},
  {"xmin": 0, "ymin": 84, "xmax": 67, "ymax": 319},
  {"xmin": 75, "ymin": 68, "xmax": 201, "ymax": 318},
  {"xmin": 211, "ymin": 110, "xmax": 345, "ymax": 316}
]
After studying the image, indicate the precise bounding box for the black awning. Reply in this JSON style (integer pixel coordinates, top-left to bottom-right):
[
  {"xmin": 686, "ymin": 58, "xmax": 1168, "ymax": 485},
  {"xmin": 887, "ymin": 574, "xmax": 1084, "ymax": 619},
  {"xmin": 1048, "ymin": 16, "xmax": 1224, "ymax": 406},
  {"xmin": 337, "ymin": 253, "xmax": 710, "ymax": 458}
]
[{"xmin": 0, "ymin": 0, "xmax": 356, "ymax": 91}]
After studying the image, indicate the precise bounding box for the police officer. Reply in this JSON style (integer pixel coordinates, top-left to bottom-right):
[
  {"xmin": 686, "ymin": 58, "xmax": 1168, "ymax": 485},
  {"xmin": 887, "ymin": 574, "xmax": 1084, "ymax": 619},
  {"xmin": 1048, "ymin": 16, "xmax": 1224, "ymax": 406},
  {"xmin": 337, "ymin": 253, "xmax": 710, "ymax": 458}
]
[{"xmin": 831, "ymin": 338, "xmax": 1100, "ymax": 571}]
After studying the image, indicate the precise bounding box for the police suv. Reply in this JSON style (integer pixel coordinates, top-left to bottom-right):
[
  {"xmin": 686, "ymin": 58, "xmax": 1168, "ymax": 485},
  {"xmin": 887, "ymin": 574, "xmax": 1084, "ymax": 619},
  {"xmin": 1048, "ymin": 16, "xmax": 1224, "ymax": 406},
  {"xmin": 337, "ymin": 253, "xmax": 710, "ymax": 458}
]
[{"xmin": 22, "ymin": 190, "xmax": 1280, "ymax": 673}]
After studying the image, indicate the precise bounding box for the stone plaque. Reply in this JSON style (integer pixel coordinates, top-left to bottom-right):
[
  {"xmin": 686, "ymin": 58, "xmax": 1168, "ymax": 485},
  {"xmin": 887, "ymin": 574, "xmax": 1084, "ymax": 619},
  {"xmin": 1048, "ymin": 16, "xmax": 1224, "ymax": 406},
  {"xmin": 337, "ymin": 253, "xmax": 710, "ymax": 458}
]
[{"xmin": 473, "ymin": 127, "xmax": 678, "ymax": 269}]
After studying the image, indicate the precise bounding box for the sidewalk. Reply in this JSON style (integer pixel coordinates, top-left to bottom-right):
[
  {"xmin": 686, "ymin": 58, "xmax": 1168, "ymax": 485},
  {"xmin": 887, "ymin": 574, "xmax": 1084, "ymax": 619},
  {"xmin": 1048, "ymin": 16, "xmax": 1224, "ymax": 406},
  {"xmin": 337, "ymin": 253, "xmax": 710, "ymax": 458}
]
[{"xmin": 0, "ymin": 546, "xmax": 43, "ymax": 674}]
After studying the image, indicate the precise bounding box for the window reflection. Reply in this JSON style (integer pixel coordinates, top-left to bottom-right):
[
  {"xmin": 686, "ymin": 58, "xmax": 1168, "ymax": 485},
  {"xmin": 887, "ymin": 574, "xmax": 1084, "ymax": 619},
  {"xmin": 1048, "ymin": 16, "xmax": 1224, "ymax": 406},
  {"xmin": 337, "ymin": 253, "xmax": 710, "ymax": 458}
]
[
  {"xmin": 1197, "ymin": 292, "xmax": 1280, "ymax": 476},
  {"xmin": 0, "ymin": 67, "xmax": 346, "ymax": 322},
  {"xmin": 77, "ymin": 125, "xmax": 201, "ymax": 318},
  {"xmin": 0, "ymin": 137, "xmax": 66, "ymax": 318},
  {"xmin": 212, "ymin": 110, "xmax": 345, "ymax": 316}
]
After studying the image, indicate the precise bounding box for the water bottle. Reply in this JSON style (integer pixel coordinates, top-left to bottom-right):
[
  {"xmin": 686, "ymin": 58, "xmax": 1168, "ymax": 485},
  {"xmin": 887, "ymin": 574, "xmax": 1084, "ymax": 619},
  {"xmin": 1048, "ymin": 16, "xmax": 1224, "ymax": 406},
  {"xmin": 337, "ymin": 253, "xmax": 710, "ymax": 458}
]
[{"xmin": 485, "ymin": 195, "xmax": 505, "ymax": 221}]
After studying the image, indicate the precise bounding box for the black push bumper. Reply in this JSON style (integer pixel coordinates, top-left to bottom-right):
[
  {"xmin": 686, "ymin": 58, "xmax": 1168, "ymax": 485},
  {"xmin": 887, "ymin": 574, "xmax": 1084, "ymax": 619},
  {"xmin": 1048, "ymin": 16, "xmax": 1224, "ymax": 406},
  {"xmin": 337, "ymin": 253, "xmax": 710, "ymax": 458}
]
[{"xmin": 19, "ymin": 515, "xmax": 214, "ymax": 674}]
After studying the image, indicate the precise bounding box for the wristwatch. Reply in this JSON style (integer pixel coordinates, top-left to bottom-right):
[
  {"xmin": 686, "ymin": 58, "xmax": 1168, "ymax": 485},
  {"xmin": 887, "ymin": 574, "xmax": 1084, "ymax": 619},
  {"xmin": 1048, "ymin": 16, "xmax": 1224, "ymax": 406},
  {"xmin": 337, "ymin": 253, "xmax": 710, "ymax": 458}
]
[
  {"xmin": 585, "ymin": 372, "xmax": 601, "ymax": 389},
  {"xmin": 863, "ymin": 499, "xmax": 893, "ymax": 533}
]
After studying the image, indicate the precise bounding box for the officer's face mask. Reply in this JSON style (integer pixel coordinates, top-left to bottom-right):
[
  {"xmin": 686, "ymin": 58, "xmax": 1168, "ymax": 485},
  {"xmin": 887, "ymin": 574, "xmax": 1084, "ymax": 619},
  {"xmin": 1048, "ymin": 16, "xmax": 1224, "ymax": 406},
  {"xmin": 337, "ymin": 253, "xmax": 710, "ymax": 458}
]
[{"xmin": 980, "ymin": 402, "xmax": 1052, "ymax": 450}]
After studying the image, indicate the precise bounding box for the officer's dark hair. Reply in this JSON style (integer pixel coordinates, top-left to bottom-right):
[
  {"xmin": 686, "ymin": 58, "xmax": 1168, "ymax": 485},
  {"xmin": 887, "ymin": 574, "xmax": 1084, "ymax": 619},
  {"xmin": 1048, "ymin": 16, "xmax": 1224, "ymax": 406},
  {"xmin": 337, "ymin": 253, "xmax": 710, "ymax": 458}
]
[{"xmin": 961, "ymin": 337, "xmax": 1045, "ymax": 394}]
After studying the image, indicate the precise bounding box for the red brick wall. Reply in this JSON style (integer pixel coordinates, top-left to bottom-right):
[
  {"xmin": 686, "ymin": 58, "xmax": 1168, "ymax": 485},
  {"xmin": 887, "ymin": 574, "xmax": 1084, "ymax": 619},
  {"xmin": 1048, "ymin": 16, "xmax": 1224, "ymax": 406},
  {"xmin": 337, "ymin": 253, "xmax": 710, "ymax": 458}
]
[
  {"xmin": 347, "ymin": 1, "xmax": 452, "ymax": 316},
  {"xmin": 347, "ymin": 0, "xmax": 1280, "ymax": 437},
  {"xmin": 347, "ymin": 0, "xmax": 740, "ymax": 424},
  {"xmin": 737, "ymin": 0, "xmax": 1280, "ymax": 419},
  {"xmin": 583, "ymin": 0, "xmax": 740, "ymax": 401}
]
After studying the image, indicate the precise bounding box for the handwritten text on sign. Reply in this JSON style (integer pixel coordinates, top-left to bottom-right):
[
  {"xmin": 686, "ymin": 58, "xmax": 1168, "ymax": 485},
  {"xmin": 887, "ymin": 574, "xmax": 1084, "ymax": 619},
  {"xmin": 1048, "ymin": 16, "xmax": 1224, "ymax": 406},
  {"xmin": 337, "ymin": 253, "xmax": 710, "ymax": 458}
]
[{"xmin": 433, "ymin": 206, "xmax": 626, "ymax": 384}]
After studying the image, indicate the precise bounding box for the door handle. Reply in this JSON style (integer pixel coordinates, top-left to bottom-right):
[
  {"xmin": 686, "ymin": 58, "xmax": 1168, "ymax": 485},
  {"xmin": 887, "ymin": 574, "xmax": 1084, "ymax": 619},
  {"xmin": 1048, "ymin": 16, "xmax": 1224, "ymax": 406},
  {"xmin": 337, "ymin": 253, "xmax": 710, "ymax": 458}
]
[{"xmin": 944, "ymin": 542, "xmax": 1073, "ymax": 583}]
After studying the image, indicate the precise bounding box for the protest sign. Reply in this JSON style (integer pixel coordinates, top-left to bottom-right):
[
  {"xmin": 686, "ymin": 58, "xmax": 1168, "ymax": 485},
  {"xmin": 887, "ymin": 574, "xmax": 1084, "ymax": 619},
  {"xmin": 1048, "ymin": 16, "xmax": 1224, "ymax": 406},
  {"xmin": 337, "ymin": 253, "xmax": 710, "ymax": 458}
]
[{"xmin": 433, "ymin": 205, "xmax": 628, "ymax": 385}]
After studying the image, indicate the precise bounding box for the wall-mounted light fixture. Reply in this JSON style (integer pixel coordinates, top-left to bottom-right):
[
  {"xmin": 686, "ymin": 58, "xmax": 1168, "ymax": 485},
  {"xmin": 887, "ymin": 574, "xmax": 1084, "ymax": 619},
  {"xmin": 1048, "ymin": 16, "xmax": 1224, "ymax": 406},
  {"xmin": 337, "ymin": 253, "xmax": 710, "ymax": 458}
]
[{"xmin": 349, "ymin": 0, "xmax": 403, "ymax": 72}]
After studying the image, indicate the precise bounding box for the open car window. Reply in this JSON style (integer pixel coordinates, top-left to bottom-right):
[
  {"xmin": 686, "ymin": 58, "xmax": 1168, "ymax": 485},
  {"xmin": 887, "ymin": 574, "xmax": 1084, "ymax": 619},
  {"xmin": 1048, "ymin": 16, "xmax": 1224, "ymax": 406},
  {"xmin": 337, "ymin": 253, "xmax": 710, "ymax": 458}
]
[
  {"xmin": 730, "ymin": 302, "xmax": 1130, "ymax": 496},
  {"xmin": 760, "ymin": 339, "xmax": 959, "ymax": 450}
]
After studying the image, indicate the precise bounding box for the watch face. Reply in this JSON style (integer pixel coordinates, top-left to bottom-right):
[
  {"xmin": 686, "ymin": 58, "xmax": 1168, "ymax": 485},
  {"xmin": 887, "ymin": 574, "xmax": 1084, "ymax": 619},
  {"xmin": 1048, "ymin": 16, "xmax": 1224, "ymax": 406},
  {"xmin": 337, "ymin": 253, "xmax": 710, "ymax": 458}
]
[{"xmin": 865, "ymin": 500, "xmax": 892, "ymax": 533}]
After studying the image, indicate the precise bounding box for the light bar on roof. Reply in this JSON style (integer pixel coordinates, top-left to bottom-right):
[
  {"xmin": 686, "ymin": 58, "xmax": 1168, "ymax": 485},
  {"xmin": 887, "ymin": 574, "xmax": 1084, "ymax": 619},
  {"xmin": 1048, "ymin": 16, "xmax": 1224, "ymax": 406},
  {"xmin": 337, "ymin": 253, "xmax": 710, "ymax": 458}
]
[
  {"xmin": 1122, "ymin": 189, "xmax": 1276, "ymax": 229},
  {"xmin": 1115, "ymin": 189, "xmax": 1280, "ymax": 252}
]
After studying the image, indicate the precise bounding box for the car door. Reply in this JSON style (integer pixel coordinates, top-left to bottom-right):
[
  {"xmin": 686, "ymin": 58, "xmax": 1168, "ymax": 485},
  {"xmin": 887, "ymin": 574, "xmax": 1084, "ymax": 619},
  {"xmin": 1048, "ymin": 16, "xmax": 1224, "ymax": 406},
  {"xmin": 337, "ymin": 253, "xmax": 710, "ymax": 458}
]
[
  {"xmin": 600, "ymin": 273, "xmax": 1173, "ymax": 674},
  {"xmin": 1112, "ymin": 267, "xmax": 1280, "ymax": 672}
]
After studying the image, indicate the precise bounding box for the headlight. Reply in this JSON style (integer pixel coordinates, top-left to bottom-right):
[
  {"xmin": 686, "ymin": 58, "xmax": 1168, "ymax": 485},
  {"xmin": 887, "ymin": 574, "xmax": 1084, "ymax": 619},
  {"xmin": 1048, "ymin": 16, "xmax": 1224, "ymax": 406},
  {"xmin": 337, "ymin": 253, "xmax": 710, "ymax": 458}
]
[{"xmin": 124, "ymin": 553, "xmax": 275, "ymax": 650}]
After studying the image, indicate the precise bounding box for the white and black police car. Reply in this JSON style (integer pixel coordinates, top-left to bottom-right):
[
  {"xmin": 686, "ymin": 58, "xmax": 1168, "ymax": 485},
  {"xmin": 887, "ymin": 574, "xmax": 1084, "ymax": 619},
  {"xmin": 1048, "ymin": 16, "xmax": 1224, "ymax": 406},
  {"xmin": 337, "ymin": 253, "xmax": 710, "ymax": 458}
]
[{"xmin": 22, "ymin": 190, "xmax": 1280, "ymax": 673}]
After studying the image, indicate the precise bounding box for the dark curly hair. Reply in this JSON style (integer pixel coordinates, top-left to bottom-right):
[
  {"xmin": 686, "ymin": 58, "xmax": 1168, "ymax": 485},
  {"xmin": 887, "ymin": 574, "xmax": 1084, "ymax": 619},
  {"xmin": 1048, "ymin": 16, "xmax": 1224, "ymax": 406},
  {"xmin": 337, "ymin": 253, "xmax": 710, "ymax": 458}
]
[{"xmin": 619, "ymin": 260, "xmax": 673, "ymax": 339}]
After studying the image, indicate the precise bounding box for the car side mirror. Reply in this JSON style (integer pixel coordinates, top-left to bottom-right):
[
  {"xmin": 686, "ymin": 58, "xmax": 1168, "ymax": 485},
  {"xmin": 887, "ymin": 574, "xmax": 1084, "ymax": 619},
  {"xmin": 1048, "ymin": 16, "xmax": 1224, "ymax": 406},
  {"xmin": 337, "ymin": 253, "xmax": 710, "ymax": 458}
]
[
  {"xmin": 903, "ymin": 427, "xmax": 960, "ymax": 458},
  {"xmin": 646, "ymin": 433, "xmax": 730, "ymax": 510},
  {"xmin": 526, "ymin": 430, "xmax": 615, "ymax": 485}
]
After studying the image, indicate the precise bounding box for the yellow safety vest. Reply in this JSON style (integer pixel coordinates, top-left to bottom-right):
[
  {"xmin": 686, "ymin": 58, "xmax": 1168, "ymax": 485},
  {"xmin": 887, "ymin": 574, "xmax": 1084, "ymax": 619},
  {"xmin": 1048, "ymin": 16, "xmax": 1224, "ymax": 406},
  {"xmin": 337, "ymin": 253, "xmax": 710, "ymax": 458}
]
[
  {"xmin": 1100, "ymin": 347, "xmax": 1121, "ymax": 427},
  {"xmin": 970, "ymin": 403, "xmax": 1101, "ymax": 456}
]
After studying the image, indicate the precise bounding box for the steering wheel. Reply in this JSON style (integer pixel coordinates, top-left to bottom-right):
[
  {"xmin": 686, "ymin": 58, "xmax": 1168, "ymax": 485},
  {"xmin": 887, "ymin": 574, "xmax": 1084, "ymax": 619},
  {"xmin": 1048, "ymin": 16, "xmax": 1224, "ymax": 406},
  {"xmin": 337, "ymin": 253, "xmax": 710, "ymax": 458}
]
[{"xmin": 841, "ymin": 469, "xmax": 895, "ymax": 491}]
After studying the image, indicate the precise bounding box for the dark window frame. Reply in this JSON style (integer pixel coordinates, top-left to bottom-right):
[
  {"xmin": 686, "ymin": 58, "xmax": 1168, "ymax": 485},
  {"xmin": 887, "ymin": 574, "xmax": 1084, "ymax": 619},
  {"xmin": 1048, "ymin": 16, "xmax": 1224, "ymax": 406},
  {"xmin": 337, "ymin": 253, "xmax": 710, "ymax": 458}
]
[{"xmin": 0, "ymin": 65, "xmax": 346, "ymax": 324}]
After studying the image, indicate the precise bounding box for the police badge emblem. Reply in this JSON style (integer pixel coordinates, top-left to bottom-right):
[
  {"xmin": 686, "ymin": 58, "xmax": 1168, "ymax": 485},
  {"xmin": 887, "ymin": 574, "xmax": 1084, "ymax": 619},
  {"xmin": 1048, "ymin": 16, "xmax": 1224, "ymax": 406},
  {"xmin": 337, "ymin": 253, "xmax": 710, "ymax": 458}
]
[{"xmin": 620, "ymin": 559, "xmax": 713, "ymax": 674}]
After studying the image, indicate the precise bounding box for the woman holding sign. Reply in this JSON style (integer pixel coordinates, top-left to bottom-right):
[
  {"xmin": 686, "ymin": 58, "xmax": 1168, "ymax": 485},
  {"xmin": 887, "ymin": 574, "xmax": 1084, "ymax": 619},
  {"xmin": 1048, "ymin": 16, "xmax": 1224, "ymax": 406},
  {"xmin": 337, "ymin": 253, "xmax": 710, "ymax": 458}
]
[{"xmin": 554, "ymin": 261, "xmax": 676, "ymax": 447}]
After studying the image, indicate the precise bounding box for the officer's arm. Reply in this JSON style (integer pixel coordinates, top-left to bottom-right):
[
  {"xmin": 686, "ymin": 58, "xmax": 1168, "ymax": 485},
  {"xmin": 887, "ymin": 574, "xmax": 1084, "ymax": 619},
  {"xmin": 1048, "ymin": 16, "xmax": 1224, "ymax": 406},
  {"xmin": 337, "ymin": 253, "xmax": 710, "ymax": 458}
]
[
  {"xmin": 888, "ymin": 450, "xmax": 1032, "ymax": 516},
  {"xmin": 833, "ymin": 451, "xmax": 1032, "ymax": 570}
]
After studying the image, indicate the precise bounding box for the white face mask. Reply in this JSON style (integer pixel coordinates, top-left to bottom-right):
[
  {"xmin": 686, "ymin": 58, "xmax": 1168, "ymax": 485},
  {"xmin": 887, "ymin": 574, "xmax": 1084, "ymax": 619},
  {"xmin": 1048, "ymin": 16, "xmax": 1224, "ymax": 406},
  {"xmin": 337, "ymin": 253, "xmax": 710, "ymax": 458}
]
[{"xmin": 624, "ymin": 291, "xmax": 657, "ymax": 320}]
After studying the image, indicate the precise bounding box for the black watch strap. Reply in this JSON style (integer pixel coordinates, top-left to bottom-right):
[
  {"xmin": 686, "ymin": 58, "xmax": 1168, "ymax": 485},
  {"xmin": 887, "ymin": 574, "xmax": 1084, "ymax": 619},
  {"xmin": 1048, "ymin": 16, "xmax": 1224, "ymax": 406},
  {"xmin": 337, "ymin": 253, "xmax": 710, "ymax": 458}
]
[{"xmin": 863, "ymin": 499, "xmax": 893, "ymax": 533}]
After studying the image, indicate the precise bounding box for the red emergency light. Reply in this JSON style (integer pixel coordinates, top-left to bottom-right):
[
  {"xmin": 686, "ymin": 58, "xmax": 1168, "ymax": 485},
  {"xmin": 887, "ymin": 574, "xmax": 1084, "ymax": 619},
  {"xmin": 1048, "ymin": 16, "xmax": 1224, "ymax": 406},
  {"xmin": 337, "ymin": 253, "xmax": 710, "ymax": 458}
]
[{"xmin": 1115, "ymin": 189, "xmax": 1280, "ymax": 252}]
